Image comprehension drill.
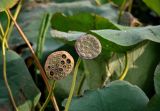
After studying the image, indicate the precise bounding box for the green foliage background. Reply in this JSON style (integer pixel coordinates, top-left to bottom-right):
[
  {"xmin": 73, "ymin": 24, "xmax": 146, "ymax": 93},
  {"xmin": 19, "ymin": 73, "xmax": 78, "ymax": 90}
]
[{"xmin": 0, "ymin": 0, "xmax": 160, "ymax": 111}]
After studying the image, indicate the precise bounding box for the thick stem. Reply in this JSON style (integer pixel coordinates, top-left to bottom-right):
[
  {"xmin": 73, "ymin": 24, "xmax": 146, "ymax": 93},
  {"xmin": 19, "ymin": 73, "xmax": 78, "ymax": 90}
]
[
  {"xmin": 119, "ymin": 52, "xmax": 129, "ymax": 80},
  {"xmin": 65, "ymin": 58, "xmax": 81, "ymax": 111},
  {"xmin": 40, "ymin": 81, "xmax": 56, "ymax": 111},
  {"xmin": 7, "ymin": 10, "xmax": 59, "ymax": 111}
]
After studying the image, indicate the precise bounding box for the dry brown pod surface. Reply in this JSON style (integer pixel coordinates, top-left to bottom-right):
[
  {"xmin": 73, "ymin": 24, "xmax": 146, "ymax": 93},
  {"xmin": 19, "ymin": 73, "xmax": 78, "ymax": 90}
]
[
  {"xmin": 75, "ymin": 34, "xmax": 102, "ymax": 59},
  {"xmin": 44, "ymin": 51, "xmax": 74, "ymax": 80}
]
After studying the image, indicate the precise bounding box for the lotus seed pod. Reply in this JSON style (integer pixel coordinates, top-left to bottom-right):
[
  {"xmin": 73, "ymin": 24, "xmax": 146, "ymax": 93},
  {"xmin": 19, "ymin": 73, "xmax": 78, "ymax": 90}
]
[
  {"xmin": 75, "ymin": 34, "xmax": 102, "ymax": 59},
  {"xmin": 44, "ymin": 51, "xmax": 74, "ymax": 80}
]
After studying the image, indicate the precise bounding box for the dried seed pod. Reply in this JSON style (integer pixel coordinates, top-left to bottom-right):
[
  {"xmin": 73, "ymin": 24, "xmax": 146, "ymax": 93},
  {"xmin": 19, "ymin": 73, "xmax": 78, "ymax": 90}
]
[
  {"xmin": 75, "ymin": 34, "xmax": 102, "ymax": 59},
  {"xmin": 44, "ymin": 51, "xmax": 74, "ymax": 80}
]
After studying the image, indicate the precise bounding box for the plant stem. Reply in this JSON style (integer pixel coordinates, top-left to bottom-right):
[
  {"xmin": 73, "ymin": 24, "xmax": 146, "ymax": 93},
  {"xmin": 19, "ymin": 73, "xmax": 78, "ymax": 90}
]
[
  {"xmin": 2, "ymin": 40, "xmax": 19, "ymax": 111},
  {"xmin": 40, "ymin": 80, "xmax": 56, "ymax": 111},
  {"xmin": 128, "ymin": 0, "xmax": 133, "ymax": 12},
  {"xmin": 118, "ymin": 0, "xmax": 127, "ymax": 23},
  {"xmin": 65, "ymin": 58, "xmax": 81, "ymax": 111},
  {"xmin": 36, "ymin": 13, "xmax": 51, "ymax": 60},
  {"xmin": 35, "ymin": 13, "xmax": 51, "ymax": 84},
  {"xmin": 76, "ymin": 73, "xmax": 85, "ymax": 95},
  {"xmin": 0, "ymin": 11, "xmax": 10, "ymax": 48},
  {"xmin": 0, "ymin": 23, "xmax": 4, "ymax": 41},
  {"xmin": 6, "ymin": 0, "xmax": 23, "ymax": 40},
  {"xmin": 95, "ymin": 0, "xmax": 101, "ymax": 6},
  {"xmin": 0, "ymin": 22, "xmax": 5, "ymax": 35},
  {"xmin": 75, "ymin": 60, "xmax": 89, "ymax": 93},
  {"xmin": 2, "ymin": 11, "xmax": 18, "ymax": 111},
  {"xmin": 4, "ymin": 11, "xmax": 10, "ymax": 48},
  {"xmin": 7, "ymin": 10, "xmax": 60, "ymax": 111},
  {"xmin": 119, "ymin": 52, "xmax": 129, "ymax": 80}
]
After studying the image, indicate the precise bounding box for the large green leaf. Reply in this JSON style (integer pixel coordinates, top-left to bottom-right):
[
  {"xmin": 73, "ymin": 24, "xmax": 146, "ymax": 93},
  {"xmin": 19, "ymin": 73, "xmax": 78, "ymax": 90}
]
[
  {"xmin": 82, "ymin": 58, "xmax": 106, "ymax": 89},
  {"xmin": 146, "ymin": 62, "xmax": 160, "ymax": 111},
  {"xmin": 8, "ymin": 1, "xmax": 160, "ymax": 110},
  {"xmin": 50, "ymin": 14, "xmax": 160, "ymax": 52},
  {"xmin": 63, "ymin": 80, "xmax": 149, "ymax": 111},
  {"xmin": 91, "ymin": 25, "xmax": 160, "ymax": 52},
  {"xmin": 106, "ymin": 42, "xmax": 160, "ymax": 97},
  {"xmin": 0, "ymin": 50, "xmax": 41, "ymax": 110},
  {"xmin": 8, "ymin": 2, "xmax": 120, "ymax": 108},
  {"xmin": 112, "ymin": 0, "xmax": 126, "ymax": 6},
  {"xmin": 143, "ymin": 0, "xmax": 160, "ymax": 15},
  {"xmin": 51, "ymin": 12, "xmax": 119, "ymax": 32},
  {"xmin": 130, "ymin": 57, "xmax": 160, "ymax": 110},
  {"xmin": 154, "ymin": 62, "xmax": 160, "ymax": 96},
  {"xmin": 51, "ymin": 25, "xmax": 160, "ymax": 52},
  {"xmin": 146, "ymin": 95, "xmax": 160, "ymax": 111},
  {"xmin": 53, "ymin": 46, "xmax": 111, "ymax": 108},
  {"xmin": 50, "ymin": 15, "xmax": 160, "ymax": 97},
  {"xmin": 10, "ymin": 1, "xmax": 119, "ymax": 59},
  {"xmin": 0, "ymin": 0, "xmax": 18, "ymax": 12}
]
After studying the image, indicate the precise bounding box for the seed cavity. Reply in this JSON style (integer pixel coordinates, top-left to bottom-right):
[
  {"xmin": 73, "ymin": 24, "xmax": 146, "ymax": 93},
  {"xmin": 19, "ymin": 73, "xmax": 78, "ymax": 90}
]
[
  {"xmin": 58, "ymin": 68, "xmax": 63, "ymax": 72},
  {"xmin": 63, "ymin": 65, "xmax": 66, "ymax": 68},
  {"xmin": 66, "ymin": 59, "xmax": 71, "ymax": 64},
  {"xmin": 44, "ymin": 51, "xmax": 74, "ymax": 80},
  {"xmin": 50, "ymin": 71, "xmax": 54, "ymax": 76},
  {"xmin": 62, "ymin": 54, "xmax": 66, "ymax": 59},
  {"xmin": 61, "ymin": 60, "xmax": 65, "ymax": 65}
]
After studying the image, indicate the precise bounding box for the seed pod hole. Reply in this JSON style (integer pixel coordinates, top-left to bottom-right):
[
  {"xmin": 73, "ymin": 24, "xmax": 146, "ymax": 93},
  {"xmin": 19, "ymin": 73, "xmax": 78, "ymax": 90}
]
[
  {"xmin": 55, "ymin": 64, "xmax": 59, "ymax": 67},
  {"xmin": 66, "ymin": 59, "xmax": 71, "ymax": 64},
  {"xmin": 63, "ymin": 65, "xmax": 66, "ymax": 68},
  {"xmin": 68, "ymin": 64, "xmax": 71, "ymax": 68},
  {"xmin": 55, "ymin": 69, "xmax": 58, "ymax": 72},
  {"xmin": 61, "ymin": 60, "xmax": 65, "ymax": 65},
  {"xmin": 44, "ymin": 51, "xmax": 74, "ymax": 80},
  {"xmin": 50, "ymin": 71, "xmax": 54, "ymax": 76},
  {"xmin": 58, "ymin": 68, "xmax": 63, "ymax": 72},
  {"xmin": 62, "ymin": 54, "xmax": 66, "ymax": 59}
]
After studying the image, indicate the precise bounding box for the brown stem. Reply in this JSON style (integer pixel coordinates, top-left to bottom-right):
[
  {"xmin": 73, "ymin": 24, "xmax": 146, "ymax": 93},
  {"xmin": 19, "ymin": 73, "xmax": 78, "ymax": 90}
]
[{"xmin": 7, "ymin": 10, "xmax": 59, "ymax": 111}]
